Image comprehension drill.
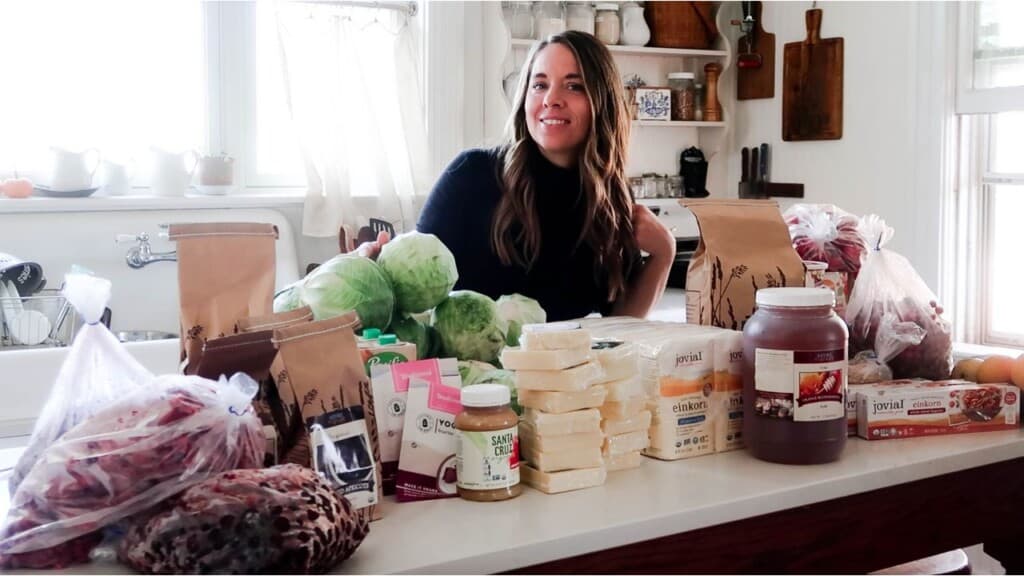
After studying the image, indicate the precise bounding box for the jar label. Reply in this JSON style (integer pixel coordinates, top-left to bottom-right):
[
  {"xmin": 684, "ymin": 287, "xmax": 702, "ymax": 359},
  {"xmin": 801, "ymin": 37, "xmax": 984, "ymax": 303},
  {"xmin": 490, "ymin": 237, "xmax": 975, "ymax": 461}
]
[
  {"xmin": 754, "ymin": 348, "xmax": 847, "ymax": 422},
  {"xmin": 456, "ymin": 426, "xmax": 520, "ymax": 491}
]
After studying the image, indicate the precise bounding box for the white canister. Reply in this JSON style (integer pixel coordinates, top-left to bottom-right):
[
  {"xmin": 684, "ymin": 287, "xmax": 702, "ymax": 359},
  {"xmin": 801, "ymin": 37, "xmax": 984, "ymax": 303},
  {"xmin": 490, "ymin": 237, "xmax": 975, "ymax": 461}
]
[
  {"xmin": 534, "ymin": 1, "xmax": 565, "ymax": 40},
  {"xmin": 509, "ymin": 1, "xmax": 534, "ymax": 39},
  {"xmin": 566, "ymin": 3, "xmax": 595, "ymax": 35},
  {"xmin": 594, "ymin": 4, "xmax": 620, "ymax": 45}
]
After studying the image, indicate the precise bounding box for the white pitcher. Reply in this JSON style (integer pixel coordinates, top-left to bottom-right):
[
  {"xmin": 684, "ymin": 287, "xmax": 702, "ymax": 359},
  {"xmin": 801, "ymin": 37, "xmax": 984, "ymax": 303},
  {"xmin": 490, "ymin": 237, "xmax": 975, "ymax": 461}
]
[
  {"xmin": 47, "ymin": 146, "xmax": 100, "ymax": 191},
  {"xmin": 149, "ymin": 147, "xmax": 199, "ymax": 197},
  {"xmin": 620, "ymin": 2, "xmax": 651, "ymax": 47},
  {"xmin": 100, "ymin": 159, "xmax": 135, "ymax": 196}
]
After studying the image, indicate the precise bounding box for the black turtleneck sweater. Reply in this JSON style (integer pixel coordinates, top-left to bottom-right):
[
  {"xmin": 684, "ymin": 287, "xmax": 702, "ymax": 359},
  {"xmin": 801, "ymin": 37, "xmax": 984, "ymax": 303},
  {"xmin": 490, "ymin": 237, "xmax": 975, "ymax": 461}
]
[{"xmin": 417, "ymin": 148, "xmax": 616, "ymax": 321}]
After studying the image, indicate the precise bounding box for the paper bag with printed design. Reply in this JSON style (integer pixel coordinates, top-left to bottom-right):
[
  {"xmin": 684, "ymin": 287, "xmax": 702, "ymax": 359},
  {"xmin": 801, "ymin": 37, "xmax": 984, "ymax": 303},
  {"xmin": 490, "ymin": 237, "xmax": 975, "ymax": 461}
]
[
  {"xmin": 169, "ymin": 222, "xmax": 278, "ymax": 374},
  {"xmin": 237, "ymin": 306, "xmax": 315, "ymax": 465},
  {"xmin": 682, "ymin": 199, "xmax": 805, "ymax": 329},
  {"xmin": 272, "ymin": 312, "xmax": 384, "ymax": 521}
]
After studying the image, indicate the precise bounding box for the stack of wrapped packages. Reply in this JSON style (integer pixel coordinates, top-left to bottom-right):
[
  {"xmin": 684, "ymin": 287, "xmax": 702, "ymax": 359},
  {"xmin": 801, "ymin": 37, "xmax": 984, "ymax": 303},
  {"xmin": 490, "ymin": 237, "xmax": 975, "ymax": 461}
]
[
  {"xmin": 500, "ymin": 323, "xmax": 607, "ymax": 494},
  {"xmin": 581, "ymin": 318, "xmax": 745, "ymax": 460},
  {"xmin": 592, "ymin": 338, "xmax": 651, "ymax": 471}
]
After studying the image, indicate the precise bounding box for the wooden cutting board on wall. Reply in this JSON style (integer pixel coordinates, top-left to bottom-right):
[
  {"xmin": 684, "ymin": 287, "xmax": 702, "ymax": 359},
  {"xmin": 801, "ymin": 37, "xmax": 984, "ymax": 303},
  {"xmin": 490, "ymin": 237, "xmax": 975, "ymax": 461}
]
[{"xmin": 782, "ymin": 8, "xmax": 843, "ymax": 141}]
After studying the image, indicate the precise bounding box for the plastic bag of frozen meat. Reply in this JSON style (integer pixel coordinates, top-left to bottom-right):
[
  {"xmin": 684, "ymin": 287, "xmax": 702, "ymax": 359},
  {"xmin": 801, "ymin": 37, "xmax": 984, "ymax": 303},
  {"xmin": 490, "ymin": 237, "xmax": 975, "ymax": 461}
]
[
  {"xmin": 846, "ymin": 215, "xmax": 953, "ymax": 381},
  {"xmin": 0, "ymin": 373, "xmax": 266, "ymax": 569},
  {"xmin": 118, "ymin": 464, "xmax": 369, "ymax": 574},
  {"xmin": 9, "ymin": 270, "xmax": 154, "ymax": 497}
]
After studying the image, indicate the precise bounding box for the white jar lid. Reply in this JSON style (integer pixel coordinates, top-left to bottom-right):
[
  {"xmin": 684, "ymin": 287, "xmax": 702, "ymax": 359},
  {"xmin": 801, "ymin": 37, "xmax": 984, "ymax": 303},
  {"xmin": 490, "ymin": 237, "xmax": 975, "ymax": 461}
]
[
  {"xmin": 668, "ymin": 72, "xmax": 695, "ymax": 80},
  {"xmin": 461, "ymin": 384, "xmax": 511, "ymax": 408},
  {"xmin": 756, "ymin": 287, "xmax": 835, "ymax": 308},
  {"xmin": 596, "ymin": 3, "xmax": 619, "ymax": 11}
]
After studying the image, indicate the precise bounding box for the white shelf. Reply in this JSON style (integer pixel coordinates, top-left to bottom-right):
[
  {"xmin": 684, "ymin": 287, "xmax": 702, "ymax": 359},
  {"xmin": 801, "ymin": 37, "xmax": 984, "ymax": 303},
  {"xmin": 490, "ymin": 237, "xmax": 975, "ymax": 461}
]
[
  {"xmin": 633, "ymin": 120, "xmax": 726, "ymax": 128},
  {"xmin": 510, "ymin": 38, "xmax": 727, "ymax": 58}
]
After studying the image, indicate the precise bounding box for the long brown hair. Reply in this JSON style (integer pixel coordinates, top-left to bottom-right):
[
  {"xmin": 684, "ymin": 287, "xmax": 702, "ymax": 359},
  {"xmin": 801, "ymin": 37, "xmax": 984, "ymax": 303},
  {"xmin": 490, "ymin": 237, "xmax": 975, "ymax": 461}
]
[{"xmin": 491, "ymin": 30, "xmax": 636, "ymax": 303}]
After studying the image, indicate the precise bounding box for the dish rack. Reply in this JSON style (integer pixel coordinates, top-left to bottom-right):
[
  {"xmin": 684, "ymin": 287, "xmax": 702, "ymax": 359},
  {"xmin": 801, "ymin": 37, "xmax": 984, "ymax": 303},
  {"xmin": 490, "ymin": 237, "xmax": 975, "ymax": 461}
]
[{"xmin": 0, "ymin": 289, "xmax": 78, "ymax": 350}]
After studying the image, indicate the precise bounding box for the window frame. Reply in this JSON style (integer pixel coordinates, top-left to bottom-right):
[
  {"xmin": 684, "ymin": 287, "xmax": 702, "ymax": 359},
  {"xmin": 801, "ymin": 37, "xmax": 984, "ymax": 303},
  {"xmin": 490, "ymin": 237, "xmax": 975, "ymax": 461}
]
[{"xmin": 955, "ymin": 1, "xmax": 1024, "ymax": 115}]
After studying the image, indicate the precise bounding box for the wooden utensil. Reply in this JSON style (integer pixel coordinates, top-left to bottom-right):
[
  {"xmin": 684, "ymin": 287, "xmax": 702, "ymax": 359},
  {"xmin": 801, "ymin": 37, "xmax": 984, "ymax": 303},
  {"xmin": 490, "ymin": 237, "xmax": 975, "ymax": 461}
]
[
  {"xmin": 737, "ymin": 1, "xmax": 775, "ymax": 100},
  {"xmin": 782, "ymin": 8, "xmax": 843, "ymax": 141}
]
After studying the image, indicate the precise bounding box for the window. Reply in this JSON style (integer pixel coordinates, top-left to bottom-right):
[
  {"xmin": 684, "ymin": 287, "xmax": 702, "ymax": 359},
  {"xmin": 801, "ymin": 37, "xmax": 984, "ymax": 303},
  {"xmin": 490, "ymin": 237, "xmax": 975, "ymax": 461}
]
[
  {"xmin": 0, "ymin": 0, "xmax": 420, "ymax": 194},
  {"xmin": 0, "ymin": 1, "xmax": 207, "ymax": 180},
  {"xmin": 950, "ymin": 1, "xmax": 1024, "ymax": 348}
]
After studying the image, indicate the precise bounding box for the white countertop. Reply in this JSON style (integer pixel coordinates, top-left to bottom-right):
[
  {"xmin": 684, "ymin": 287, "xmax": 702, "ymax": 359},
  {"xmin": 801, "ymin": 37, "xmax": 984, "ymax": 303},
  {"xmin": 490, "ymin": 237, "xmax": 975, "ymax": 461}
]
[{"xmin": 5, "ymin": 430, "xmax": 1023, "ymax": 574}]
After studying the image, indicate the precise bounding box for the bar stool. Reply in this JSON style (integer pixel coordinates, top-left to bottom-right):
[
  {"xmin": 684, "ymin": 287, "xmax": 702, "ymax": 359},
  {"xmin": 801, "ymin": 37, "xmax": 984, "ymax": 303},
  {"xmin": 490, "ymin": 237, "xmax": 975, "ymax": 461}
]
[{"xmin": 872, "ymin": 549, "xmax": 971, "ymax": 575}]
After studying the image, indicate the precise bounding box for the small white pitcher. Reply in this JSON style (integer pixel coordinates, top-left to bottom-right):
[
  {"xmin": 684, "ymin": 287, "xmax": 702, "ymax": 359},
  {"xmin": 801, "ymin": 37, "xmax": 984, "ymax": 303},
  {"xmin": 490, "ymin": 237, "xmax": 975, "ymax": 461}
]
[
  {"xmin": 149, "ymin": 147, "xmax": 199, "ymax": 197},
  {"xmin": 48, "ymin": 146, "xmax": 101, "ymax": 191}
]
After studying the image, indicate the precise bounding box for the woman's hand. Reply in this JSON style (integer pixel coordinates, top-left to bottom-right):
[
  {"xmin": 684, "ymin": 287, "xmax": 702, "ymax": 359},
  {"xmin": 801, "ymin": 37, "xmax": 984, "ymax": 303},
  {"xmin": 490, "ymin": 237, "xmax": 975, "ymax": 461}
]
[
  {"xmin": 354, "ymin": 231, "xmax": 391, "ymax": 260},
  {"xmin": 633, "ymin": 204, "xmax": 676, "ymax": 261}
]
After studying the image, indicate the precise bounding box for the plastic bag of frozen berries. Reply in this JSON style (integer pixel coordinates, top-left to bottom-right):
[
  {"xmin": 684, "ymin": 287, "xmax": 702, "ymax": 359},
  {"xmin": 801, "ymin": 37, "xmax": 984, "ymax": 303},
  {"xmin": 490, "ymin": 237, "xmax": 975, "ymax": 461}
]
[
  {"xmin": 0, "ymin": 373, "xmax": 265, "ymax": 569},
  {"xmin": 846, "ymin": 215, "xmax": 952, "ymax": 381},
  {"xmin": 784, "ymin": 203, "xmax": 868, "ymax": 279}
]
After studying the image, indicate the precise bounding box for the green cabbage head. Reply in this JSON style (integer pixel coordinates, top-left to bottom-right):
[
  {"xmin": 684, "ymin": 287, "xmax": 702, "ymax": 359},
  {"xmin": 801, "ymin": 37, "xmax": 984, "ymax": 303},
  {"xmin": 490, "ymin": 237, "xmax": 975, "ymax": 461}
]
[
  {"xmin": 273, "ymin": 281, "xmax": 304, "ymax": 313},
  {"xmin": 496, "ymin": 293, "xmax": 547, "ymax": 346},
  {"xmin": 390, "ymin": 315, "xmax": 431, "ymax": 359},
  {"xmin": 432, "ymin": 290, "xmax": 507, "ymax": 363},
  {"xmin": 300, "ymin": 254, "xmax": 394, "ymax": 330},
  {"xmin": 378, "ymin": 232, "xmax": 458, "ymax": 314},
  {"xmin": 458, "ymin": 361, "xmax": 520, "ymax": 415}
]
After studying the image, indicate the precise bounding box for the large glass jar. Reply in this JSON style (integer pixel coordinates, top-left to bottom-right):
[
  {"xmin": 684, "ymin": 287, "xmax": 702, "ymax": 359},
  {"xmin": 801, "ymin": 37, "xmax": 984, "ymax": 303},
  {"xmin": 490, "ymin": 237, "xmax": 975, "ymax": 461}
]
[
  {"xmin": 743, "ymin": 288, "xmax": 849, "ymax": 465},
  {"xmin": 594, "ymin": 3, "xmax": 620, "ymax": 45},
  {"xmin": 534, "ymin": 1, "xmax": 566, "ymax": 40},
  {"xmin": 565, "ymin": 2, "xmax": 595, "ymax": 35},
  {"xmin": 668, "ymin": 72, "xmax": 696, "ymax": 121},
  {"xmin": 509, "ymin": 1, "xmax": 534, "ymax": 39}
]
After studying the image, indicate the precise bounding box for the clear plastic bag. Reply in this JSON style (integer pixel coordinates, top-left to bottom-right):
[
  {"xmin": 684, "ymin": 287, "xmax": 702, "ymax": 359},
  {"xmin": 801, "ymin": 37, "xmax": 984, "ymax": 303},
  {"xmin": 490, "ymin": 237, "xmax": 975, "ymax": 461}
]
[
  {"xmin": 848, "ymin": 313, "xmax": 927, "ymax": 384},
  {"xmin": 118, "ymin": 464, "xmax": 369, "ymax": 574},
  {"xmin": 9, "ymin": 271, "xmax": 154, "ymax": 496},
  {"xmin": 784, "ymin": 203, "xmax": 868, "ymax": 277},
  {"xmin": 846, "ymin": 216, "xmax": 952, "ymax": 380},
  {"xmin": 0, "ymin": 373, "xmax": 265, "ymax": 569}
]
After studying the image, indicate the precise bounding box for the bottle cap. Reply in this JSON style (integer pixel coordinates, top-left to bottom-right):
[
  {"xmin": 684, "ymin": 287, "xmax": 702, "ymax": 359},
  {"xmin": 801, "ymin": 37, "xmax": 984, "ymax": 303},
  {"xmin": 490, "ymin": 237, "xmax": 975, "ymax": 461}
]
[
  {"xmin": 461, "ymin": 384, "xmax": 511, "ymax": 408},
  {"xmin": 756, "ymin": 287, "xmax": 835, "ymax": 308}
]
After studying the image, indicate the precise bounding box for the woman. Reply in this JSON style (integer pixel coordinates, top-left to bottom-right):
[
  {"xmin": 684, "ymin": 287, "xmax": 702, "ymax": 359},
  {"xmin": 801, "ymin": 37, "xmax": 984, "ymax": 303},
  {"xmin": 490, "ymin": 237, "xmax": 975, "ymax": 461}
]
[{"xmin": 378, "ymin": 31, "xmax": 675, "ymax": 321}]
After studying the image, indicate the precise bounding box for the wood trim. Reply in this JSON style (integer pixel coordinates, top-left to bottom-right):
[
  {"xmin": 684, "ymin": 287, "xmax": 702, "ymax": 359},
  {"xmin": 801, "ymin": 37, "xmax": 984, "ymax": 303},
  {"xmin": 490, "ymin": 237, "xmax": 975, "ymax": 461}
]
[{"xmin": 510, "ymin": 458, "xmax": 1024, "ymax": 574}]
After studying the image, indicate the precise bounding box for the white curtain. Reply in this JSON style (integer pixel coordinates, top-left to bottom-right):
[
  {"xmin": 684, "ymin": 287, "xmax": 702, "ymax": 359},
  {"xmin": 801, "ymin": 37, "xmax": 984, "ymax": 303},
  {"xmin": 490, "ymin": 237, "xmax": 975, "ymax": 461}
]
[{"xmin": 275, "ymin": 1, "xmax": 429, "ymax": 238}]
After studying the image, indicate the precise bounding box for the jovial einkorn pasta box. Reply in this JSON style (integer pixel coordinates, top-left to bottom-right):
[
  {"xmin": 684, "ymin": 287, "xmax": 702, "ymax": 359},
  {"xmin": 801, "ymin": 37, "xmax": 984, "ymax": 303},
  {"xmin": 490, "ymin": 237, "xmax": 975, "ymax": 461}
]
[{"xmin": 856, "ymin": 380, "xmax": 1019, "ymax": 440}]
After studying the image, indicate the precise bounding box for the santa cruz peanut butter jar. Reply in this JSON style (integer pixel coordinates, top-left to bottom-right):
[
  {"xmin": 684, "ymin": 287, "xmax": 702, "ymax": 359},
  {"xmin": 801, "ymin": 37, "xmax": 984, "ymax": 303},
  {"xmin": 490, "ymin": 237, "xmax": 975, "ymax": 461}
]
[
  {"xmin": 455, "ymin": 384, "xmax": 521, "ymax": 501},
  {"xmin": 743, "ymin": 288, "xmax": 848, "ymax": 464}
]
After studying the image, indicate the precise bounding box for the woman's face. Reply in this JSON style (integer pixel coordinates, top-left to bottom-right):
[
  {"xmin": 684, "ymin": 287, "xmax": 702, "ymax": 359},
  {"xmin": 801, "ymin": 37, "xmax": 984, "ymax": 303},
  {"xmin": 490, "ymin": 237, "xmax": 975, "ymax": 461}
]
[{"xmin": 525, "ymin": 43, "xmax": 592, "ymax": 169}]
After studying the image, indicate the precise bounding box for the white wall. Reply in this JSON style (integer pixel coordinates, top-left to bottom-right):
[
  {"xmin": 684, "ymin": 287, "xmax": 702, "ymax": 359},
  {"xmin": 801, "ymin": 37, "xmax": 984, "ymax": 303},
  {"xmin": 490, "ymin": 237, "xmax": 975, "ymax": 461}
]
[{"xmin": 725, "ymin": 1, "xmax": 951, "ymax": 290}]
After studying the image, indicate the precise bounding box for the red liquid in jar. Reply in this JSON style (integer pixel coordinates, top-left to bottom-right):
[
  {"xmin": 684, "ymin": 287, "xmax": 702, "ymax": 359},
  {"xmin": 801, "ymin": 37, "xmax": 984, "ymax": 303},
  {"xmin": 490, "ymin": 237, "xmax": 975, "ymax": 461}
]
[{"xmin": 743, "ymin": 288, "xmax": 848, "ymax": 464}]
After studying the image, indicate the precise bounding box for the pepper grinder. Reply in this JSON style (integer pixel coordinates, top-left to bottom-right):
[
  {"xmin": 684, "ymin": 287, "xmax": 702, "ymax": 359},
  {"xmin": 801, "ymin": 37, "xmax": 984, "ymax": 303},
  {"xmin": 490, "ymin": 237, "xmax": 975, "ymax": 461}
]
[{"xmin": 703, "ymin": 62, "xmax": 723, "ymax": 122}]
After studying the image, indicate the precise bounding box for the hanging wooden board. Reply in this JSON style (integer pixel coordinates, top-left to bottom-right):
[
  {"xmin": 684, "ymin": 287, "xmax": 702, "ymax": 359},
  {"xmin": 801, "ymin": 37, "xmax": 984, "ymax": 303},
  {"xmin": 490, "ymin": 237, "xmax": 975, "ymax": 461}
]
[
  {"xmin": 782, "ymin": 8, "xmax": 843, "ymax": 141},
  {"xmin": 737, "ymin": 1, "xmax": 775, "ymax": 101}
]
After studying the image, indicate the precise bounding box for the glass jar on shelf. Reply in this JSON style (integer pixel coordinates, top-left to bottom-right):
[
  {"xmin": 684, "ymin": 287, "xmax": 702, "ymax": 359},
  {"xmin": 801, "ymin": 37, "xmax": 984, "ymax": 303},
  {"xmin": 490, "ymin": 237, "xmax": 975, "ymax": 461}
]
[
  {"xmin": 509, "ymin": 2, "xmax": 534, "ymax": 39},
  {"xmin": 642, "ymin": 173, "xmax": 658, "ymax": 199},
  {"xmin": 565, "ymin": 2, "xmax": 595, "ymax": 35},
  {"xmin": 594, "ymin": 4, "xmax": 620, "ymax": 45},
  {"xmin": 668, "ymin": 72, "xmax": 697, "ymax": 121},
  {"xmin": 667, "ymin": 175, "xmax": 683, "ymax": 198},
  {"xmin": 629, "ymin": 176, "xmax": 645, "ymax": 199},
  {"xmin": 534, "ymin": 1, "xmax": 566, "ymax": 40}
]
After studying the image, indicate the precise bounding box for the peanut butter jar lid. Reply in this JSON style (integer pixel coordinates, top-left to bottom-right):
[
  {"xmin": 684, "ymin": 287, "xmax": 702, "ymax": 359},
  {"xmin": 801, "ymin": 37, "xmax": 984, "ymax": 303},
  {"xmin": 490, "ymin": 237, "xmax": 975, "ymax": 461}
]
[
  {"xmin": 462, "ymin": 384, "xmax": 511, "ymax": 408},
  {"xmin": 756, "ymin": 287, "xmax": 835, "ymax": 308}
]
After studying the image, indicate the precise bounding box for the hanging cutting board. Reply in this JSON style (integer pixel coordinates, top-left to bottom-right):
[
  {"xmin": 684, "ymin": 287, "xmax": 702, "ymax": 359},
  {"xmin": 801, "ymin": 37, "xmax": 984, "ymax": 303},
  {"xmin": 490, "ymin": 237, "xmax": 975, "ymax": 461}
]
[
  {"xmin": 782, "ymin": 8, "xmax": 843, "ymax": 141},
  {"xmin": 737, "ymin": 1, "xmax": 775, "ymax": 100}
]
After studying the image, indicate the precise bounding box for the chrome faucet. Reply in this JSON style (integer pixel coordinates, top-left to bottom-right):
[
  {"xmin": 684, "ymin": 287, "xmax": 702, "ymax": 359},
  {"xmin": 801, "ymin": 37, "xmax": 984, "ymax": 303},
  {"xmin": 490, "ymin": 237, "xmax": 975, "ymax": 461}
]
[{"xmin": 117, "ymin": 233, "xmax": 177, "ymax": 269}]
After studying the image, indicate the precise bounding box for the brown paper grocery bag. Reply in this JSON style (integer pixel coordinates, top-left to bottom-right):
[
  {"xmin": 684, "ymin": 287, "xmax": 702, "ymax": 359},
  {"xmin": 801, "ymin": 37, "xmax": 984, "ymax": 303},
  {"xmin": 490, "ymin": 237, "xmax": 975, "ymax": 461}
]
[
  {"xmin": 237, "ymin": 306, "xmax": 314, "ymax": 463},
  {"xmin": 682, "ymin": 199, "xmax": 804, "ymax": 330},
  {"xmin": 169, "ymin": 222, "xmax": 278, "ymax": 374},
  {"xmin": 273, "ymin": 311, "xmax": 385, "ymax": 522}
]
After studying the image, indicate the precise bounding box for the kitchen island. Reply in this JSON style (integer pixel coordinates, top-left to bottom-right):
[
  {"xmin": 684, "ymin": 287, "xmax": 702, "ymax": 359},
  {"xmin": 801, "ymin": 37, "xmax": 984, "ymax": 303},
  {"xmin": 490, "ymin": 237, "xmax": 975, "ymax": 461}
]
[{"xmin": 5, "ymin": 430, "xmax": 1023, "ymax": 574}]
